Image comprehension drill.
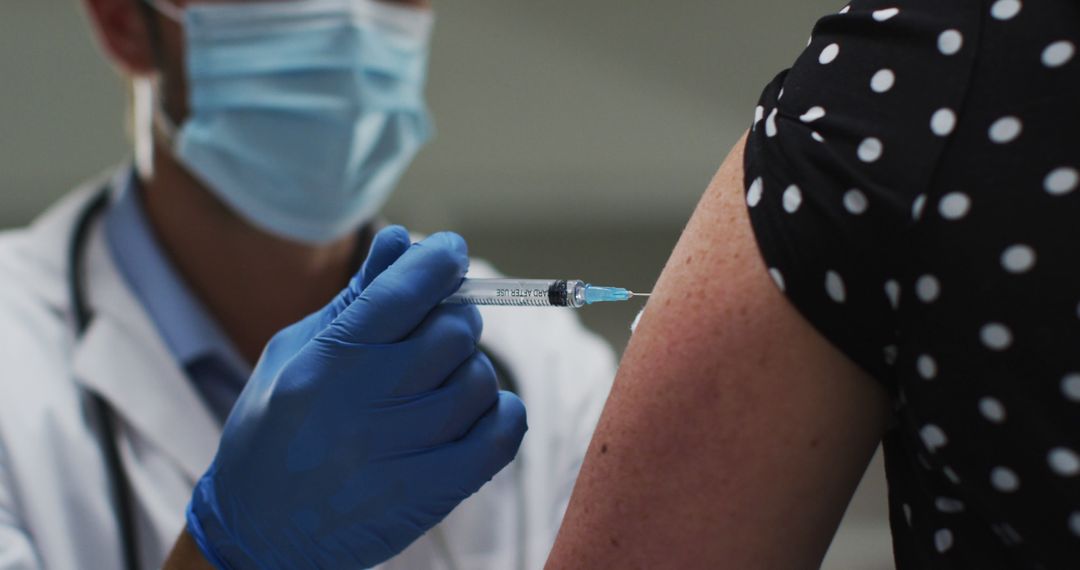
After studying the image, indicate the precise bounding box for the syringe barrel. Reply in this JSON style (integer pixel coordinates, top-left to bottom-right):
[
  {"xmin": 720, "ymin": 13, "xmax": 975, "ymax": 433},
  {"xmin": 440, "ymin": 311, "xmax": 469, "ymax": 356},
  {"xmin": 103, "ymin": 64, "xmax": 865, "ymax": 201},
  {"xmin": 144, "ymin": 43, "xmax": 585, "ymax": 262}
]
[{"xmin": 444, "ymin": 279, "xmax": 586, "ymax": 307}]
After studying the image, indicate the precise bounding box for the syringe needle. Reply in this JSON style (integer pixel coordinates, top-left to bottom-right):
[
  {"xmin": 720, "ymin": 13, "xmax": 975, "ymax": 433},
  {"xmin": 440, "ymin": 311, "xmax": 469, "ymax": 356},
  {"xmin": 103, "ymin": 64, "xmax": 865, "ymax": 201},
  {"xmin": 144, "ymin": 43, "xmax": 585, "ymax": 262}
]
[{"xmin": 629, "ymin": 292, "xmax": 652, "ymax": 297}]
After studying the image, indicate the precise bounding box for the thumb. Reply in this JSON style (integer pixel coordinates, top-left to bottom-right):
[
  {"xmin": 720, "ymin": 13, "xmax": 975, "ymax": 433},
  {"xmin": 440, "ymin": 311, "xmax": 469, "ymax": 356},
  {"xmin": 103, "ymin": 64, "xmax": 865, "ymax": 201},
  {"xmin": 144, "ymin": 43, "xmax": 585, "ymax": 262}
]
[
  {"xmin": 358, "ymin": 225, "xmax": 413, "ymax": 290},
  {"xmin": 320, "ymin": 225, "xmax": 415, "ymax": 326}
]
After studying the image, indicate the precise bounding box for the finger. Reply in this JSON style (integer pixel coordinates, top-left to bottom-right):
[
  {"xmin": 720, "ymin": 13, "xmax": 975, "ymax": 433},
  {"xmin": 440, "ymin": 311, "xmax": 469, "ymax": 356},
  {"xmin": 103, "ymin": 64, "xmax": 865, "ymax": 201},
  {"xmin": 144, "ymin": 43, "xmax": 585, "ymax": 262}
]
[
  {"xmin": 329, "ymin": 392, "xmax": 526, "ymax": 533},
  {"xmin": 282, "ymin": 346, "xmax": 492, "ymax": 472},
  {"xmin": 384, "ymin": 304, "xmax": 483, "ymax": 396},
  {"xmin": 324, "ymin": 232, "xmax": 470, "ymax": 345},
  {"xmin": 366, "ymin": 352, "xmax": 499, "ymax": 455},
  {"xmin": 358, "ymin": 225, "xmax": 413, "ymax": 291},
  {"xmin": 423, "ymin": 391, "xmax": 527, "ymax": 488}
]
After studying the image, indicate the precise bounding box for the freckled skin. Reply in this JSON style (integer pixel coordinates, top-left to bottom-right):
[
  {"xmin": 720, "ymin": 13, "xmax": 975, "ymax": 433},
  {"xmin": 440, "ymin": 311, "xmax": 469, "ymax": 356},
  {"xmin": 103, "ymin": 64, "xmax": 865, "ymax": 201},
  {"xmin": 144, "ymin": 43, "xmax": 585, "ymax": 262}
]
[{"xmin": 546, "ymin": 133, "xmax": 888, "ymax": 569}]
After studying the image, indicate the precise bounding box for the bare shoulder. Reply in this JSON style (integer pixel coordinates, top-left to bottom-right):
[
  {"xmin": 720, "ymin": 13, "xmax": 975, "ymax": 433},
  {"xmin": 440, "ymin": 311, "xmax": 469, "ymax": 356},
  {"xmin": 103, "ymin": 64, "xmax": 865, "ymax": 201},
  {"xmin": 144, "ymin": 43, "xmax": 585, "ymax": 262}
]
[{"xmin": 547, "ymin": 133, "xmax": 889, "ymax": 569}]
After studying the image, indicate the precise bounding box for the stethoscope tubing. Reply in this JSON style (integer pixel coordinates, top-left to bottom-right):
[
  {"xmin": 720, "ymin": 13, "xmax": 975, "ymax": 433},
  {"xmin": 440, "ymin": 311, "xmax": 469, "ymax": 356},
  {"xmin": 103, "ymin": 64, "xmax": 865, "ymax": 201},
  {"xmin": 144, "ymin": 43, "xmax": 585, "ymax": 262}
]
[{"xmin": 68, "ymin": 188, "xmax": 140, "ymax": 570}]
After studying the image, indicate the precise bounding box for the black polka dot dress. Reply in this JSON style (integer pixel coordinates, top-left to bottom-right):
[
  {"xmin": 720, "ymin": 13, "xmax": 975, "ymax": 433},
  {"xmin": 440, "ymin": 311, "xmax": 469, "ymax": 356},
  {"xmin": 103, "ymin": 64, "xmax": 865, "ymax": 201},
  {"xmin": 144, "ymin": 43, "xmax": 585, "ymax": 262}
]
[{"xmin": 742, "ymin": 0, "xmax": 1080, "ymax": 567}]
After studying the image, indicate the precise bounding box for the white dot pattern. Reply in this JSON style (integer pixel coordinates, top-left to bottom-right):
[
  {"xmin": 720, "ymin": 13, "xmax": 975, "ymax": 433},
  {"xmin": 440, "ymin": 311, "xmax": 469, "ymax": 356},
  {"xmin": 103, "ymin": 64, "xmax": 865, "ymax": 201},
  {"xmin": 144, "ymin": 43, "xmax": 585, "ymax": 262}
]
[
  {"xmin": 915, "ymin": 275, "xmax": 940, "ymax": 303},
  {"xmin": 978, "ymin": 397, "xmax": 1007, "ymax": 423},
  {"xmin": 819, "ymin": 43, "xmax": 840, "ymax": 64},
  {"xmin": 873, "ymin": 7, "xmax": 900, "ymax": 21},
  {"xmin": 885, "ymin": 279, "xmax": 900, "ymax": 309},
  {"xmin": 871, "ymin": 69, "xmax": 895, "ymax": 93},
  {"xmin": 912, "ymin": 194, "xmax": 927, "ymax": 220},
  {"xmin": 1044, "ymin": 167, "xmax": 1078, "ymax": 195},
  {"xmin": 1001, "ymin": 244, "xmax": 1036, "ymax": 273},
  {"xmin": 1049, "ymin": 448, "xmax": 1080, "ymax": 477},
  {"xmin": 980, "ymin": 322, "xmax": 1013, "ymax": 351},
  {"xmin": 747, "ymin": 177, "xmax": 763, "ymax": 207},
  {"xmin": 769, "ymin": 268, "xmax": 786, "ymax": 292},
  {"xmin": 1062, "ymin": 374, "xmax": 1080, "ymax": 402},
  {"xmin": 858, "ymin": 137, "xmax": 883, "ymax": 162},
  {"xmin": 991, "ymin": 467, "xmax": 1020, "ymax": 493},
  {"xmin": 991, "ymin": 0, "xmax": 1022, "ymax": 20},
  {"xmin": 844, "ymin": 189, "xmax": 868, "ymax": 215},
  {"xmin": 989, "ymin": 116, "xmax": 1023, "ymax": 144},
  {"xmin": 765, "ymin": 108, "xmax": 779, "ymax": 138},
  {"xmin": 782, "ymin": 185, "xmax": 803, "ymax": 213},
  {"xmin": 1042, "ymin": 41, "xmax": 1075, "ymax": 68},
  {"xmin": 741, "ymin": 2, "xmax": 1080, "ymax": 562},
  {"xmin": 934, "ymin": 528, "xmax": 954, "ymax": 553},
  {"xmin": 936, "ymin": 497, "xmax": 965, "ymax": 513},
  {"xmin": 938, "ymin": 192, "xmax": 971, "ymax": 220},
  {"xmin": 938, "ymin": 30, "xmax": 963, "ymax": 55},
  {"xmin": 799, "ymin": 106, "xmax": 826, "ymax": 123},
  {"xmin": 930, "ymin": 108, "xmax": 957, "ymax": 137},
  {"xmin": 917, "ymin": 354, "xmax": 938, "ymax": 380},
  {"xmin": 825, "ymin": 270, "xmax": 846, "ymax": 303},
  {"xmin": 921, "ymin": 424, "xmax": 948, "ymax": 451}
]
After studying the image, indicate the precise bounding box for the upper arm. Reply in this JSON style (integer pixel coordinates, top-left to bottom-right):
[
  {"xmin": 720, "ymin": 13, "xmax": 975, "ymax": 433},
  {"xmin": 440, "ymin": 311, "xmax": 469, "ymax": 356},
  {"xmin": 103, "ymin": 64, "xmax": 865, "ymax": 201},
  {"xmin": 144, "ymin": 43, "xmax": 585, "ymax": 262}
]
[{"xmin": 546, "ymin": 134, "xmax": 889, "ymax": 569}]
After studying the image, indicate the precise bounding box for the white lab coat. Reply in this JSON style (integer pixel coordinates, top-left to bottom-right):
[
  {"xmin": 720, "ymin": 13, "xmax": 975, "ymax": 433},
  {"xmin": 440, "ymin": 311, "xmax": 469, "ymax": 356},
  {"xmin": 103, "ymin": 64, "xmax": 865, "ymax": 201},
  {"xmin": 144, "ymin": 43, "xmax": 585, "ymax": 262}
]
[{"xmin": 0, "ymin": 168, "xmax": 616, "ymax": 570}]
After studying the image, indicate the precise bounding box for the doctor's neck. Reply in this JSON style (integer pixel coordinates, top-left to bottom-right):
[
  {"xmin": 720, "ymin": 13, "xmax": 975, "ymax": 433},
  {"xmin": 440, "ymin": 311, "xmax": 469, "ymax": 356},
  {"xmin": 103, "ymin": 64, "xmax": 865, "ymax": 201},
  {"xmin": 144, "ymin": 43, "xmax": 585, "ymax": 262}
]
[{"xmin": 139, "ymin": 146, "xmax": 366, "ymax": 365}]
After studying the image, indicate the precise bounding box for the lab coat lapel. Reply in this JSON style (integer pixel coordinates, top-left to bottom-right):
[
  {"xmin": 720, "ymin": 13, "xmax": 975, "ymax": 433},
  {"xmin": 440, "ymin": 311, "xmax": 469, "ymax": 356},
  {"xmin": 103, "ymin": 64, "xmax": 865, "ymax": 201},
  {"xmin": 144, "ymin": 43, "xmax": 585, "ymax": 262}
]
[{"xmin": 71, "ymin": 217, "xmax": 220, "ymax": 482}]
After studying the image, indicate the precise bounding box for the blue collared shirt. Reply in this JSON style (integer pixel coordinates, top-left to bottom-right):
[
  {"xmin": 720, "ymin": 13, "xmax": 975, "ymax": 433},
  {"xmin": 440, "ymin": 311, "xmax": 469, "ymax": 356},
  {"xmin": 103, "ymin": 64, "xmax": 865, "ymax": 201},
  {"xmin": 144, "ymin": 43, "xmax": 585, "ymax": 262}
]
[{"xmin": 104, "ymin": 169, "xmax": 251, "ymax": 423}]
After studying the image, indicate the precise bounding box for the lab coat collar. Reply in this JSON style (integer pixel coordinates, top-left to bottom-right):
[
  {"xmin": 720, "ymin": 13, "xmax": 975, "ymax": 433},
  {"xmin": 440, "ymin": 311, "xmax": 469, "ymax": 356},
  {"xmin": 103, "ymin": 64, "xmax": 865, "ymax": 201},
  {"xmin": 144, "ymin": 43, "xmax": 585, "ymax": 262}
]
[{"xmin": 71, "ymin": 177, "xmax": 220, "ymax": 482}]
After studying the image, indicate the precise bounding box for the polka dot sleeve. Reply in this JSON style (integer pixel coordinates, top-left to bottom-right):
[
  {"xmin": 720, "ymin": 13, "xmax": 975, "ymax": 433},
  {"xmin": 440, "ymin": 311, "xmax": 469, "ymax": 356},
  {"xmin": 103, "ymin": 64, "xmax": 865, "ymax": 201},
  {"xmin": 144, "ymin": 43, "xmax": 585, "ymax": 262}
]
[
  {"xmin": 743, "ymin": 0, "xmax": 1080, "ymax": 566},
  {"xmin": 742, "ymin": 0, "xmax": 983, "ymax": 382}
]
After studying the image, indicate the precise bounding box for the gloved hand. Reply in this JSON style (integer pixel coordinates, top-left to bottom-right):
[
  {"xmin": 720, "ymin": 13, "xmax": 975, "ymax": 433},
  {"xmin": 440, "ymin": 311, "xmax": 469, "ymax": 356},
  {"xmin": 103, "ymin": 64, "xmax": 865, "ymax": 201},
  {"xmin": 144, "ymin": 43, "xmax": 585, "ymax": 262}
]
[{"xmin": 186, "ymin": 226, "xmax": 528, "ymax": 569}]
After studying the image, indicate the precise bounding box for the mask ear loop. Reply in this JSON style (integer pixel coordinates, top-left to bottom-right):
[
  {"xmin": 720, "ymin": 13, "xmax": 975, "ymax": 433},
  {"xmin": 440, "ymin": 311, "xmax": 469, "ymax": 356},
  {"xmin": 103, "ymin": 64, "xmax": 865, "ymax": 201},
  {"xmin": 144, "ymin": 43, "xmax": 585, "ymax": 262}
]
[
  {"xmin": 133, "ymin": 0, "xmax": 183, "ymax": 178},
  {"xmin": 133, "ymin": 78, "xmax": 156, "ymax": 178},
  {"xmin": 133, "ymin": 77, "xmax": 184, "ymax": 179}
]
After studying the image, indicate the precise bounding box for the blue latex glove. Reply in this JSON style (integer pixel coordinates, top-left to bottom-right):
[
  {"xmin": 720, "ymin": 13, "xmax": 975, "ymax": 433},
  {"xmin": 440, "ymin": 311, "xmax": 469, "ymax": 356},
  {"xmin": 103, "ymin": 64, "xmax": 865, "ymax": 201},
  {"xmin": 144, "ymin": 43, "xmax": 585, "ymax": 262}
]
[{"xmin": 186, "ymin": 226, "xmax": 528, "ymax": 569}]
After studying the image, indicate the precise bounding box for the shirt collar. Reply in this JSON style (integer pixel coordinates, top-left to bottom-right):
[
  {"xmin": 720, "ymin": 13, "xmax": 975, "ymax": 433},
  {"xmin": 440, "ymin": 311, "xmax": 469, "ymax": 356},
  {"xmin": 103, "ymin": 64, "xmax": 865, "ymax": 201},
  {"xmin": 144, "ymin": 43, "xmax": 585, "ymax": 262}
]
[{"xmin": 103, "ymin": 168, "xmax": 251, "ymax": 378}]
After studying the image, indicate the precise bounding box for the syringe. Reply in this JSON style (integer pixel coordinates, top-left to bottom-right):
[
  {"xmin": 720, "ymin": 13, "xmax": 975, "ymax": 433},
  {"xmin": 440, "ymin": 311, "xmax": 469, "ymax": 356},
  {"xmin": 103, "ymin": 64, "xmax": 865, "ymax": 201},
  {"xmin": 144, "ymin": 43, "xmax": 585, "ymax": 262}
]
[{"xmin": 444, "ymin": 278, "xmax": 650, "ymax": 308}]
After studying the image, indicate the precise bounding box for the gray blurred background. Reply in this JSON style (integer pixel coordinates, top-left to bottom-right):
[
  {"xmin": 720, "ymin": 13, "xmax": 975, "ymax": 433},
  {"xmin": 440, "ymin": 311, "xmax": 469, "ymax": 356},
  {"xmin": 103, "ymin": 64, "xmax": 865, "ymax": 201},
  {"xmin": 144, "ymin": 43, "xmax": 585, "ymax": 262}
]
[{"xmin": 1, "ymin": 0, "xmax": 892, "ymax": 567}]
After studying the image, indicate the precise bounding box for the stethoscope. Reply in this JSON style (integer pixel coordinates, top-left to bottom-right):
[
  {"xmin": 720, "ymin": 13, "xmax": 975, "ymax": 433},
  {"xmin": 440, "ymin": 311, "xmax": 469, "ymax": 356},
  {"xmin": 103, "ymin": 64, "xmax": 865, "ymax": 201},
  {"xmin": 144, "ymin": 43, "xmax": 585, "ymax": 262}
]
[{"xmin": 67, "ymin": 182, "xmax": 524, "ymax": 570}]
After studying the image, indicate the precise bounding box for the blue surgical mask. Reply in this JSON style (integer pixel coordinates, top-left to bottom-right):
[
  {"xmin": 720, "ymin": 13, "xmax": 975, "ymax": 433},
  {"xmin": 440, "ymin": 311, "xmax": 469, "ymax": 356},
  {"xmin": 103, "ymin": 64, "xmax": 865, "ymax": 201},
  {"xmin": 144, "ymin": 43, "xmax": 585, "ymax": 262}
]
[{"xmin": 146, "ymin": 0, "xmax": 434, "ymax": 244}]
